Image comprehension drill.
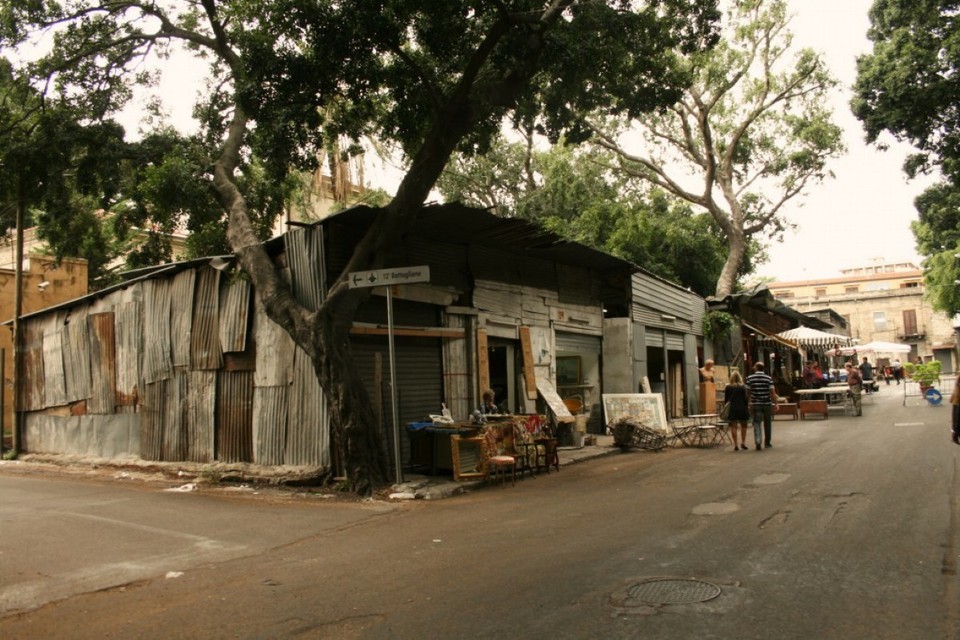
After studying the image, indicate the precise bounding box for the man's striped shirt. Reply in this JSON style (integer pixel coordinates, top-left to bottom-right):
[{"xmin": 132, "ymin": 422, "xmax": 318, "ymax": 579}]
[{"xmin": 745, "ymin": 371, "xmax": 775, "ymax": 405}]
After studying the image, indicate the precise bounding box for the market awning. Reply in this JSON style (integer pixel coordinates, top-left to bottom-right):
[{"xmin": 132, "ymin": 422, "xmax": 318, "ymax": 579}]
[
  {"xmin": 855, "ymin": 341, "xmax": 912, "ymax": 354},
  {"xmin": 743, "ymin": 322, "xmax": 799, "ymax": 350},
  {"xmin": 774, "ymin": 326, "xmax": 853, "ymax": 348}
]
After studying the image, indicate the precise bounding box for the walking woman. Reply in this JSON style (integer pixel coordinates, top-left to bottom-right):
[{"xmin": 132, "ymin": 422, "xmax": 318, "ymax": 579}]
[{"xmin": 724, "ymin": 370, "xmax": 751, "ymax": 451}]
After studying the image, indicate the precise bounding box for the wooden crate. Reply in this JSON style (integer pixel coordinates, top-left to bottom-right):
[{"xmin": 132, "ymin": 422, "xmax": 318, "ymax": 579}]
[{"xmin": 798, "ymin": 400, "xmax": 828, "ymax": 420}]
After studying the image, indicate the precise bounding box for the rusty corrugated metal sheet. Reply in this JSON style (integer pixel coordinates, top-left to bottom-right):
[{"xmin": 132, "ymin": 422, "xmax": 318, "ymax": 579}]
[
  {"xmin": 253, "ymin": 386, "xmax": 287, "ymax": 465},
  {"xmin": 219, "ymin": 277, "xmax": 250, "ymax": 353},
  {"xmin": 140, "ymin": 380, "xmax": 165, "ymax": 461},
  {"xmin": 191, "ymin": 267, "xmax": 223, "ymax": 370},
  {"xmin": 285, "ymin": 346, "xmax": 329, "ymax": 467},
  {"xmin": 115, "ymin": 300, "xmax": 142, "ymax": 407},
  {"xmin": 187, "ymin": 370, "xmax": 215, "ymax": 462},
  {"xmin": 217, "ymin": 370, "xmax": 253, "ymax": 462},
  {"xmin": 88, "ymin": 312, "xmax": 116, "ymax": 414},
  {"xmin": 253, "ymin": 299, "xmax": 294, "ymax": 387},
  {"xmin": 143, "ymin": 279, "xmax": 173, "ymax": 383},
  {"xmin": 63, "ymin": 308, "xmax": 92, "ymax": 404},
  {"xmin": 286, "ymin": 226, "xmax": 325, "ymax": 311},
  {"xmin": 162, "ymin": 369, "xmax": 188, "ymax": 461},
  {"xmin": 170, "ymin": 268, "xmax": 196, "ymax": 368},
  {"xmin": 42, "ymin": 315, "xmax": 67, "ymax": 408},
  {"xmin": 19, "ymin": 320, "xmax": 44, "ymax": 411}
]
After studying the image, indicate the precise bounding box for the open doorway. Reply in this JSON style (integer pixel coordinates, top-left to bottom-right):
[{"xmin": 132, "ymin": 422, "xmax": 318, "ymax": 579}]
[{"xmin": 487, "ymin": 339, "xmax": 518, "ymax": 413}]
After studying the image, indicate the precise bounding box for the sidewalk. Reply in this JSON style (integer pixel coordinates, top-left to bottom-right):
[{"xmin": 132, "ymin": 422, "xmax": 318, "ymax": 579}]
[
  {"xmin": 0, "ymin": 435, "xmax": 622, "ymax": 502},
  {"xmin": 390, "ymin": 434, "xmax": 619, "ymax": 500}
]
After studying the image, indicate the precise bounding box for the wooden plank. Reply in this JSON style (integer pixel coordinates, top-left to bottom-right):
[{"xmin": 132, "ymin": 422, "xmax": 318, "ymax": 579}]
[
  {"xmin": 519, "ymin": 326, "xmax": 537, "ymax": 400},
  {"xmin": 477, "ymin": 328, "xmax": 490, "ymax": 395},
  {"xmin": 535, "ymin": 377, "xmax": 575, "ymax": 424}
]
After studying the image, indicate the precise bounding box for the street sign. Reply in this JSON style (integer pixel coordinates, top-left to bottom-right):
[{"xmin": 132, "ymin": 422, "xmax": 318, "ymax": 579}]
[{"xmin": 348, "ymin": 265, "xmax": 430, "ymax": 289}]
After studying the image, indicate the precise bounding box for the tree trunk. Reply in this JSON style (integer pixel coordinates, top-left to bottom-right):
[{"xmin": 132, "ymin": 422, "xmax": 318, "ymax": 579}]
[{"xmin": 715, "ymin": 234, "xmax": 747, "ymax": 298}]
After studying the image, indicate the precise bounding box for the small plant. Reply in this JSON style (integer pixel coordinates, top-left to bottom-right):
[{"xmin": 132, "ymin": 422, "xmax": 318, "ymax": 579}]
[
  {"xmin": 903, "ymin": 360, "xmax": 941, "ymax": 387},
  {"xmin": 703, "ymin": 310, "xmax": 736, "ymax": 339}
]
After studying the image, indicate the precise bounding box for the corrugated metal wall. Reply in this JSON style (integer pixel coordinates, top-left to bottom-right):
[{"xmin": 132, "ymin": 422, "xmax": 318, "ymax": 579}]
[
  {"xmin": 192, "ymin": 268, "xmax": 223, "ymax": 370},
  {"xmin": 88, "ymin": 312, "xmax": 116, "ymax": 415},
  {"xmin": 217, "ymin": 370, "xmax": 254, "ymax": 463}
]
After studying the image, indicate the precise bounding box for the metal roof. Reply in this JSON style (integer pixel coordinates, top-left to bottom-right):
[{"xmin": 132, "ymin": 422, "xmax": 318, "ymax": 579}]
[{"xmin": 319, "ymin": 203, "xmax": 635, "ymax": 274}]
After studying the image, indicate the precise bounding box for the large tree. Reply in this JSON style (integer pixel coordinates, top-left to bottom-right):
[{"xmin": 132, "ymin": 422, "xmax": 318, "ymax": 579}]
[
  {"xmin": 3, "ymin": 1, "xmax": 719, "ymax": 494},
  {"xmin": 589, "ymin": 0, "xmax": 844, "ymax": 298},
  {"xmin": 852, "ymin": 0, "xmax": 960, "ymax": 314}
]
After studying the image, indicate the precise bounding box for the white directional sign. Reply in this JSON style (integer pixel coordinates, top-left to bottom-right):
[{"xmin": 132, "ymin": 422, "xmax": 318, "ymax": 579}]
[{"xmin": 348, "ymin": 265, "xmax": 430, "ymax": 289}]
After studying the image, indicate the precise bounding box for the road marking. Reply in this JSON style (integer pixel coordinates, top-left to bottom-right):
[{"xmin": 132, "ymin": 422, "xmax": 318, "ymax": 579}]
[{"xmin": 894, "ymin": 422, "xmax": 926, "ymax": 427}]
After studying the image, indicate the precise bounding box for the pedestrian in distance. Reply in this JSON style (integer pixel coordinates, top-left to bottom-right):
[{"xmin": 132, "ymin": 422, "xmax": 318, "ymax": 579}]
[
  {"xmin": 859, "ymin": 356, "xmax": 874, "ymax": 394},
  {"xmin": 802, "ymin": 361, "xmax": 820, "ymax": 389},
  {"xmin": 892, "ymin": 358, "xmax": 903, "ymax": 385},
  {"xmin": 845, "ymin": 362, "xmax": 863, "ymax": 416},
  {"xmin": 746, "ymin": 362, "xmax": 778, "ymax": 450},
  {"xmin": 724, "ymin": 370, "xmax": 751, "ymax": 451},
  {"xmin": 951, "ymin": 381, "xmax": 960, "ymax": 445}
]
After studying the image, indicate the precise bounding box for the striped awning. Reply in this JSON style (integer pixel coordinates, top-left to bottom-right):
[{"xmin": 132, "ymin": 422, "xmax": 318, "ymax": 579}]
[
  {"xmin": 743, "ymin": 322, "xmax": 799, "ymax": 350},
  {"xmin": 774, "ymin": 326, "xmax": 853, "ymax": 348}
]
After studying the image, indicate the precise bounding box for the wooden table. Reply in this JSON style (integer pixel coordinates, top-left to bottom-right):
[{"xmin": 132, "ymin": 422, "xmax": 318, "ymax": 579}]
[{"xmin": 794, "ymin": 388, "xmax": 851, "ymax": 418}]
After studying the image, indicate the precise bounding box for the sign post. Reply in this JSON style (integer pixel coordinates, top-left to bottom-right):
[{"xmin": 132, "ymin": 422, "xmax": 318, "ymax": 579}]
[{"xmin": 349, "ymin": 266, "xmax": 430, "ymax": 484}]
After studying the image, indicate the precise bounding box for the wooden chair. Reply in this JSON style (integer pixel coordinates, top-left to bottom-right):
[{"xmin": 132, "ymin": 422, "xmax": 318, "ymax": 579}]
[
  {"xmin": 483, "ymin": 426, "xmax": 516, "ymax": 486},
  {"xmin": 507, "ymin": 421, "xmax": 536, "ymax": 480},
  {"xmin": 533, "ymin": 437, "xmax": 559, "ymax": 474}
]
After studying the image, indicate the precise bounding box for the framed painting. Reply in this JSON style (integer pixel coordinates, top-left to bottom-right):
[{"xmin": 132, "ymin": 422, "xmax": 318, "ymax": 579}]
[
  {"xmin": 556, "ymin": 355, "xmax": 581, "ymax": 385},
  {"xmin": 601, "ymin": 393, "xmax": 669, "ymax": 433}
]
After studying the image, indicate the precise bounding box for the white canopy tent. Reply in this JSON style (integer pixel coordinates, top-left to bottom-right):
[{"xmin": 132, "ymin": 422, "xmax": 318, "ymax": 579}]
[{"xmin": 830, "ymin": 341, "xmax": 912, "ymax": 357}]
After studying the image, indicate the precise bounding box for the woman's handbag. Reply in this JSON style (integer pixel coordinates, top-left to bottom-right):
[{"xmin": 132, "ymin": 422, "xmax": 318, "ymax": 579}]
[{"xmin": 719, "ymin": 401, "xmax": 731, "ymax": 421}]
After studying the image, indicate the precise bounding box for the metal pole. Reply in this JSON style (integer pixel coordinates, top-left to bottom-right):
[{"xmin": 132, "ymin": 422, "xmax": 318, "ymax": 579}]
[
  {"xmin": 386, "ymin": 286, "xmax": 403, "ymax": 485},
  {"xmin": 11, "ymin": 194, "xmax": 24, "ymax": 456}
]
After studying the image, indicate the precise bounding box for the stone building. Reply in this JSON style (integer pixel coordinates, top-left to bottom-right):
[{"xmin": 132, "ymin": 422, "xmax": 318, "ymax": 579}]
[{"xmin": 765, "ymin": 262, "xmax": 957, "ymax": 372}]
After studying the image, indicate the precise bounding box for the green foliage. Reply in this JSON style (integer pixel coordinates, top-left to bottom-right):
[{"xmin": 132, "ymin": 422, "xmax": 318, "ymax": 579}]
[
  {"xmin": 853, "ymin": 0, "xmax": 960, "ymax": 182},
  {"xmin": 702, "ymin": 310, "xmax": 736, "ymax": 339},
  {"xmin": 903, "ymin": 360, "xmax": 941, "ymax": 385},
  {"xmin": 592, "ymin": 0, "xmax": 844, "ymax": 297},
  {"xmin": 854, "ymin": 1, "xmax": 960, "ymax": 314}
]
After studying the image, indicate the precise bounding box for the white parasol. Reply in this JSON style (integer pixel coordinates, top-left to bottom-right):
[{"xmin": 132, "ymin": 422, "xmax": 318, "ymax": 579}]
[{"xmin": 852, "ymin": 341, "xmax": 912, "ymax": 354}]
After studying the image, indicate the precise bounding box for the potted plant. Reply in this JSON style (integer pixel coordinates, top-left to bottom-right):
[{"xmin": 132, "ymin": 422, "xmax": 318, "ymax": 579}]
[{"xmin": 903, "ymin": 360, "xmax": 942, "ymax": 391}]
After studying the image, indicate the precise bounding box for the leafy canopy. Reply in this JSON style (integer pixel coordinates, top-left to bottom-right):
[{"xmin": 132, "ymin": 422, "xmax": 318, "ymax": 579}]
[
  {"xmin": 853, "ymin": 0, "xmax": 960, "ymax": 314},
  {"xmin": 591, "ymin": 0, "xmax": 844, "ymax": 297}
]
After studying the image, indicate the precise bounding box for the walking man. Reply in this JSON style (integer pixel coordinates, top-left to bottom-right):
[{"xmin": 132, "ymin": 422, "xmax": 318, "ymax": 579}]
[
  {"xmin": 845, "ymin": 362, "xmax": 863, "ymax": 416},
  {"xmin": 746, "ymin": 362, "xmax": 778, "ymax": 450},
  {"xmin": 859, "ymin": 356, "xmax": 874, "ymax": 394}
]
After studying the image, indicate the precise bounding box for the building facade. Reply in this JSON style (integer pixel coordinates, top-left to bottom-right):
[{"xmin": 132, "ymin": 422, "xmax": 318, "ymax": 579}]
[
  {"xmin": 11, "ymin": 205, "xmax": 709, "ymax": 476},
  {"xmin": 765, "ymin": 262, "xmax": 957, "ymax": 372}
]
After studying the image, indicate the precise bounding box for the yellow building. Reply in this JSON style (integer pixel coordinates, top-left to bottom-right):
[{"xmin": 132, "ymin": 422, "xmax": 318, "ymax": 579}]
[
  {"xmin": 0, "ymin": 252, "xmax": 89, "ymax": 442},
  {"xmin": 766, "ymin": 262, "xmax": 957, "ymax": 372}
]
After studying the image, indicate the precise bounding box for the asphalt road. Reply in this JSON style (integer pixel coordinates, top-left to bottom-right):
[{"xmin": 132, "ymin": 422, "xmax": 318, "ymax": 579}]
[{"xmin": 1, "ymin": 384, "xmax": 959, "ymax": 639}]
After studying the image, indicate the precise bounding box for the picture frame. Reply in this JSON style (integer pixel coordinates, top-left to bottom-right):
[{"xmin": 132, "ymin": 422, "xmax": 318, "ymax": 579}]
[
  {"xmin": 602, "ymin": 393, "xmax": 669, "ymax": 433},
  {"xmin": 556, "ymin": 355, "xmax": 581, "ymax": 385}
]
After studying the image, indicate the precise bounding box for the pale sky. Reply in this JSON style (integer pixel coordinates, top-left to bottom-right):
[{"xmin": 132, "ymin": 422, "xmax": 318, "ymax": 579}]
[
  {"xmin": 126, "ymin": 0, "xmax": 927, "ymax": 285},
  {"xmin": 754, "ymin": 0, "xmax": 934, "ymax": 283}
]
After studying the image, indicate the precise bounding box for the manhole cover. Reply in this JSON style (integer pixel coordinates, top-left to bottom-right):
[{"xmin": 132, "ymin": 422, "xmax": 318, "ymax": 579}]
[{"xmin": 625, "ymin": 578, "xmax": 721, "ymax": 604}]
